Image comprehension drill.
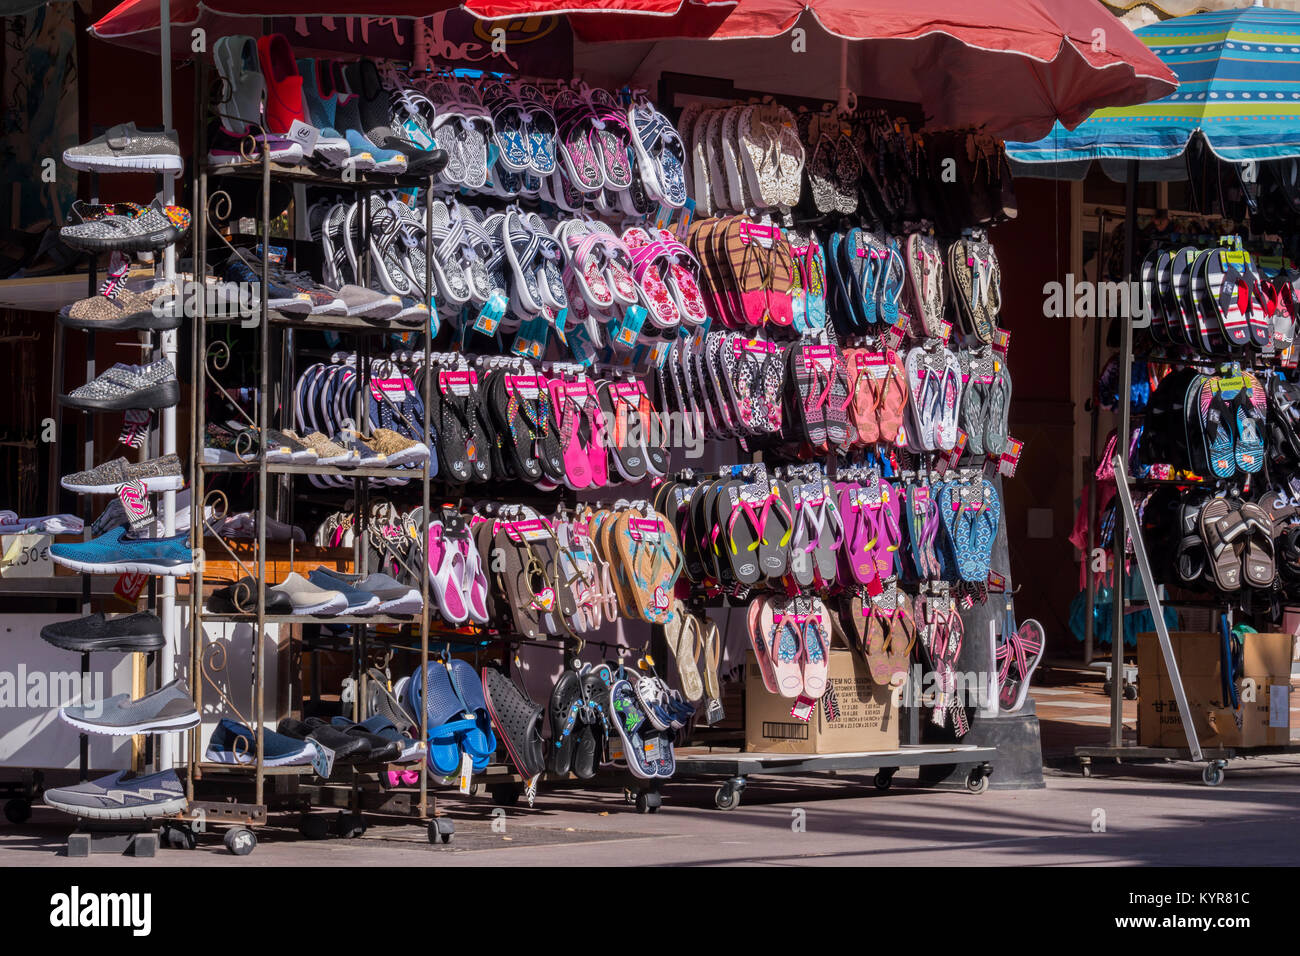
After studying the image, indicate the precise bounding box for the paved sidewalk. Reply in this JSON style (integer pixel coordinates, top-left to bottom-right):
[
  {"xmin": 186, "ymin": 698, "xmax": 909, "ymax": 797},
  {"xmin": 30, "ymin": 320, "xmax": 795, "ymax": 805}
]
[{"xmin": 4, "ymin": 755, "xmax": 1299, "ymax": 866}]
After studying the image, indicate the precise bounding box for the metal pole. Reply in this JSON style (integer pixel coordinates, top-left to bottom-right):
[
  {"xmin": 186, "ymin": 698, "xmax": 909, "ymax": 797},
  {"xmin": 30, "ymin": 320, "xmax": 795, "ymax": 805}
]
[
  {"xmin": 1110, "ymin": 160, "xmax": 1138, "ymax": 748},
  {"xmin": 157, "ymin": 0, "xmax": 179, "ymax": 773},
  {"xmin": 1084, "ymin": 208, "xmax": 1108, "ymax": 666}
]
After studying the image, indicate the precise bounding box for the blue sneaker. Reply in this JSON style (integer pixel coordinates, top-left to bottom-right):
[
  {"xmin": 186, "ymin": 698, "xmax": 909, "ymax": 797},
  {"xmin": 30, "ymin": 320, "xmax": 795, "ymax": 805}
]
[
  {"xmin": 42, "ymin": 768, "xmax": 187, "ymax": 820},
  {"xmin": 295, "ymin": 58, "xmax": 351, "ymax": 167},
  {"xmin": 308, "ymin": 567, "xmax": 381, "ymax": 614},
  {"xmin": 205, "ymin": 716, "xmax": 314, "ymax": 767},
  {"xmin": 223, "ymin": 252, "xmax": 312, "ymax": 315},
  {"xmin": 50, "ymin": 524, "xmax": 193, "ymax": 576}
]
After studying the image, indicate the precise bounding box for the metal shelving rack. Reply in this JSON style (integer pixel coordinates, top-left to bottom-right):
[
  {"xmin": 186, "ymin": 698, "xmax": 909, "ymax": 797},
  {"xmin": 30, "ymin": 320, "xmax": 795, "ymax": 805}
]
[{"xmin": 181, "ymin": 62, "xmax": 442, "ymax": 849}]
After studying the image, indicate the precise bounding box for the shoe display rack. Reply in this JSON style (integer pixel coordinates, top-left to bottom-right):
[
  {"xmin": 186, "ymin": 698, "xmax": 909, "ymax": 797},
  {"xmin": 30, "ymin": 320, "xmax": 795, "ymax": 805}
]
[
  {"xmin": 51, "ymin": 168, "xmax": 169, "ymax": 855},
  {"xmin": 1079, "ymin": 178, "xmax": 1300, "ymax": 785},
  {"xmin": 183, "ymin": 64, "xmax": 441, "ymax": 849}
]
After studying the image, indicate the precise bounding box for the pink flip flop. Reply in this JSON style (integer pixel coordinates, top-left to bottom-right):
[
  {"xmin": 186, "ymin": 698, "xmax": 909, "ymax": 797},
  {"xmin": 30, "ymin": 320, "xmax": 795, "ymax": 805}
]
[
  {"xmin": 770, "ymin": 603, "xmax": 806, "ymax": 698},
  {"xmin": 800, "ymin": 599, "xmax": 831, "ymax": 699},
  {"xmin": 427, "ymin": 521, "xmax": 469, "ymax": 625},
  {"xmin": 749, "ymin": 597, "xmax": 779, "ymax": 693}
]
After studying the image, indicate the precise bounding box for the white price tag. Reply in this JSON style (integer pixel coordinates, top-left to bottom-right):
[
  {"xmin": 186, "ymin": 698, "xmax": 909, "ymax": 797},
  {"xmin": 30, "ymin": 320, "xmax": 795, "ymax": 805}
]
[{"xmin": 286, "ymin": 120, "xmax": 319, "ymax": 157}]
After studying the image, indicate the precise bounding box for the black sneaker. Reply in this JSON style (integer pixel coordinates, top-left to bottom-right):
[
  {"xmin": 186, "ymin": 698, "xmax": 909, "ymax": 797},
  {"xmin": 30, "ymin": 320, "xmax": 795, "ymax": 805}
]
[
  {"xmin": 40, "ymin": 611, "xmax": 165, "ymax": 652},
  {"xmin": 345, "ymin": 60, "xmax": 448, "ymax": 176},
  {"xmin": 276, "ymin": 716, "xmax": 370, "ymax": 764}
]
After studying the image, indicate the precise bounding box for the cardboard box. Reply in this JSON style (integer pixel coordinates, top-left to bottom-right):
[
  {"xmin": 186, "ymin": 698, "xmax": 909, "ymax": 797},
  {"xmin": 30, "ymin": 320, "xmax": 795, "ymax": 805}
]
[
  {"xmin": 1137, "ymin": 632, "xmax": 1292, "ymax": 749},
  {"xmin": 744, "ymin": 649, "xmax": 900, "ymax": 754}
]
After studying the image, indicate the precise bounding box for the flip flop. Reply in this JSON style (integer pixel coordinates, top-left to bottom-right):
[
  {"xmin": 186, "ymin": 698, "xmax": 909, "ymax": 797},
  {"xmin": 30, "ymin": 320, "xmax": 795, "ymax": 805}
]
[{"xmin": 749, "ymin": 597, "xmax": 780, "ymax": 693}]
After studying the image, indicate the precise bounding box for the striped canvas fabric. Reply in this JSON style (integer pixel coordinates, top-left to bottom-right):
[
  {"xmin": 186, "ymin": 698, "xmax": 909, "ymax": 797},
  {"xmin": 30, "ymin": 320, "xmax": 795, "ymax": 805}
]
[{"xmin": 1008, "ymin": 6, "xmax": 1300, "ymax": 163}]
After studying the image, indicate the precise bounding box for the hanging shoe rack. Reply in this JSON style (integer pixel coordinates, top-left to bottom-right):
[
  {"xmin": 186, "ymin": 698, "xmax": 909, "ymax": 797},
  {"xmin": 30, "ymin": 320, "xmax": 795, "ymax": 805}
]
[{"xmin": 182, "ymin": 58, "xmax": 443, "ymax": 849}]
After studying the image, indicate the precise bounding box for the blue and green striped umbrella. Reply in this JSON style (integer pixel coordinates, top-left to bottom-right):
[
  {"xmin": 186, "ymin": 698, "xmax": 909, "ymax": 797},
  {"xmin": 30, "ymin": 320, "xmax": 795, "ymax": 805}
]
[{"xmin": 1007, "ymin": 4, "xmax": 1300, "ymax": 165}]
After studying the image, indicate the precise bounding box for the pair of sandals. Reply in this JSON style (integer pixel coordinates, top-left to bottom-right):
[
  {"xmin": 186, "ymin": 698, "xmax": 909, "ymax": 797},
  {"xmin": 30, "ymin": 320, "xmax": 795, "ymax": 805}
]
[
  {"xmin": 688, "ymin": 215, "xmax": 797, "ymax": 330},
  {"xmin": 921, "ymin": 595, "xmax": 970, "ymax": 735},
  {"xmin": 401, "ymin": 657, "xmax": 498, "ymax": 777},
  {"xmin": 906, "ymin": 342, "xmax": 963, "ymax": 452},
  {"xmin": 957, "ymin": 345, "xmax": 1013, "ymax": 458},
  {"xmin": 785, "ymin": 341, "xmax": 854, "ymax": 455},
  {"xmin": 836, "ymin": 474, "xmax": 902, "ymax": 589},
  {"xmin": 826, "ymin": 227, "xmax": 906, "ymax": 335},
  {"xmin": 1193, "ymin": 497, "xmax": 1275, "ymax": 593},
  {"xmin": 844, "ymin": 586, "xmax": 917, "ymax": 688},
  {"xmin": 679, "ymin": 101, "xmax": 801, "ymax": 217},
  {"xmin": 588, "ymin": 503, "xmax": 683, "ymax": 627},
  {"xmin": 844, "ymin": 347, "xmax": 910, "ymax": 448},
  {"xmin": 934, "ymin": 477, "xmax": 1001, "ymax": 584},
  {"xmin": 748, "ymin": 594, "xmax": 832, "ymax": 701},
  {"xmin": 663, "ymin": 600, "xmax": 723, "ymax": 705},
  {"xmin": 426, "ymin": 517, "xmax": 491, "ymax": 627},
  {"xmin": 1144, "ymin": 243, "xmax": 1283, "ymax": 355},
  {"xmin": 906, "ymin": 233, "xmax": 947, "ymax": 339},
  {"xmin": 948, "ymin": 235, "xmax": 1001, "ymax": 344}
]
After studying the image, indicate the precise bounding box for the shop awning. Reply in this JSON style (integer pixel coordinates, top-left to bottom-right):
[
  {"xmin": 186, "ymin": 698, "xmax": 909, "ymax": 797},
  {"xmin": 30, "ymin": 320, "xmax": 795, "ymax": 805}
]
[
  {"xmin": 1007, "ymin": 5, "xmax": 1300, "ymax": 165},
  {"xmin": 90, "ymin": 0, "xmax": 1175, "ymax": 142}
]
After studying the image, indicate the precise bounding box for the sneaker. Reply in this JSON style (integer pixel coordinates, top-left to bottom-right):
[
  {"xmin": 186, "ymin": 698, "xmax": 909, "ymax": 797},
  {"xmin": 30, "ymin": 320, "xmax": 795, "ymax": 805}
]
[
  {"xmin": 332, "ymin": 76, "xmax": 407, "ymax": 174},
  {"xmin": 269, "ymin": 571, "xmax": 348, "ymax": 615},
  {"xmin": 59, "ymin": 678, "xmax": 199, "ymax": 736},
  {"xmin": 272, "ymin": 269, "xmax": 347, "ymax": 315},
  {"xmin": 289, "ymin": 430, "xmax": 354, "ymax": 466},
  {"xmin": 256, "ymin": 33, "xmax": 308, "ymax": 137},
  {"xmin": 63, "ymin": 122, "xmax": 183, "ymax": 175},
  {"xmin": 42, "ymin": 768, "xmax": 187, "ymax": 820},
  {"xmin": 345, "ymin": 60, "xmax": 445, "ymax": 175},
  {"xmin": 208, "ymin": 576, "xmax": 294, "ymax": 614},
  {"xmin": 213, "ymin": 35, "xmax": 265, "ymax": 135},
  {"xmin": 296, "ymin": 57, "xmax": 351, "ymax": 166},
  {"xmin": 333, "ymin": 431, "xmax": 387, "ymax": 466},
  {"xmin": 62, "ymin": 453, "xmax": 184, "ymax": 494},
  {"xmin": 391, "ymin": 296, "xmax": 428, "ymax": 323},
  {"xmin": 336, "ymin": 284, "xmax": 403, "ymax": 319},
  {"xmin": 319, "ymin": 570, "xmax": 421, "ymax": 616},
  {"xmin": 223, "ymin": 252, "xmax": 313, "ymax": 315},
  {"xmin": 207, "ymin": 126, "xmax": 304, "ymax": 166},
  {"xmin": 59, "ymin": 358, "xmax": 180, "ymax": 411},
  {"xmin": 364, "ymin": 427, "xmax": 430, "ymax": 466},
  {"xmin": 40, "ymin": 611, "xmax": 165, "ymax": 652},
  {"xmin": 60, "ymin": 198, "xmax": 190, "ymax": 254},
  {"xmin": 50, "ymin": 525, "xmax": 194, "ymax": 575},
  {"xmin": 307, "ymin": 567, "xmax": 381, "ymax": 614},
  {"xmin": 203, "ymin": 421, "xmax": 258, "ymax": 463},
  {"xmin": 205, "ymin": 717, "xmax": 314, "ymax": 767},
  {"xmin": 59, "ymin": 280, "xmax": 182, "ymax": 332}
]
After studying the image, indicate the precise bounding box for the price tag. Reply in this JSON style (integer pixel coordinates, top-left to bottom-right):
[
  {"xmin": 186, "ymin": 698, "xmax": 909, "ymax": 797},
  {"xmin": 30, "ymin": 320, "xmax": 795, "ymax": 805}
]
[
  {"xmin": 308, "ymin": 739, "xmax": 336, "ymax": 779},
  {"xmin": 999, "ymin": 437, "xmax": 1024, "ymax": 478},
  {"xmin": 614, "ymin": 305, "xmax": 648, "ymax": 349},
  {"xmin": 474, "ymin": 292, "xmax": 508, "ymax": 336},
  {"xmin": 512, "ymin": 315, "xmax": 549, "ymax": 360},
  {"xmin": 0, "ymin": 534, "xmax": 51, "ymax": 579},
  {"xmin": 790, "ymin": 695, "xmax": 815, "ymax": 722},
  {"xmin": 114, "ymin": 570, "xmax": 148, "ymax": 601},
  {"xmin": 118, "ymin": 409, "xmax": 152, "ymax": 449},
  {"xmin": 285, "ymin": 120, "xmax": 319, "ymax": 157},
  {"xmin": 566, "ymin": 321, "xmax": 596, "ymax": 367},
  {"xmin": 458, "ymin": 751, "xmax": 473, "ymax": 794},
  {"xmin": 117, "ymin": 479, "xmax": 155, "ymax": 534}
]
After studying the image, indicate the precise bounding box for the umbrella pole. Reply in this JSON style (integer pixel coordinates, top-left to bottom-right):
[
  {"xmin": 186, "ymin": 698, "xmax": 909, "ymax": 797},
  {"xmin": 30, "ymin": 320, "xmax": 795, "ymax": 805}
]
[
  {"xmin": 157, "ymin": 0, "xmax": 178, "ymax": 773},
  {"xmin": 1110, "ymin": 158, "xmax": 1138, "ymax": 748},
  {"xmin": 837, "ymin": 37, "xmax": 851, "ymax": 113}
]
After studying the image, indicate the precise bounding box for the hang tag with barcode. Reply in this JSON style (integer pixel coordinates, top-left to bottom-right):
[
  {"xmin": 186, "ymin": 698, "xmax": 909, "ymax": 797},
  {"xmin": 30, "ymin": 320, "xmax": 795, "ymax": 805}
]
[
  {"xmin": 117, "ymin": 479, "xmax": 154, "ymax": 534},
  {"xmin": 118, "ymin": 409, "xmax": 152, "ymax": 448},
  {"xmin": 458, "ymin": 751, "xmax": 473, "ymax": 794}
]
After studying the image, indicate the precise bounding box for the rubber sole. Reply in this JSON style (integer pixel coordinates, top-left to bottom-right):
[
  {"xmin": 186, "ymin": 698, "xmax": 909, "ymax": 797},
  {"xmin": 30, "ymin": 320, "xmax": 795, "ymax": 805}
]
[
  {"xmin": 40, "ymin": 632, "xmax": 165, "ymax": 653},
  {"xmin": 203, "ymin": 746, "xmax": 315, "ymax": 768},
  {"xmin": 375, "ymin": 594, "xmax": 423, "ymax": 616},
  {"xmin": 58, "ymin": 308, "xmax": 184, "ymax": 332},
  {"xmin": 50, "ymin": 555, "xmax": 193, "ymax": 576},
  {"xmin": 285, "ymin": 593, "xmax": 349, "ymax": 616},
  {"xmin": 61, "ymin": 473, "xmax": 184, "ymax": 495},
  {"xmin": 59, "ymin": 380, "xmax": 181, "ymax": 412},
  {"xmin": 59, "ymin": 708, "xmax": 200, "ymax": 736},
  {"xmin": 62, "ymin": 152, "xmax": 184, "ymax": 175},
  {"xmin": 42, "ymin": 794, "xmax": 188, "ymax": 820},
  {"xmin": 61, "ymin": 225, "xmax": 187, "ymax": 256}
]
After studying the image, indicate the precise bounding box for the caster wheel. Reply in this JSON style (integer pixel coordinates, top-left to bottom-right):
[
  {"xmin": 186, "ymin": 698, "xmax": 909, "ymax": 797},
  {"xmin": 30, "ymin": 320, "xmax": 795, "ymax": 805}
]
[
  {"xmin": 335, "ymin": 812, "xmax": 366, "ymax": 839},
  {"xmin": 4, "ymin": 798, "xmax": 31, "ymax": 824},
  {"xmin": 966, "ymin": 771, "xmax": 989, "ymax": 794},
  {"xmin": 1124, "ymin": 683, "xmax": 1138, "ymax": 701},
  {"xmin": 714, "ymin": 786, "xmax": 740, "ymax": 810},
  {"xmin": 1080, "ymin": 761, "xmax": 1092, "ymax": 778},
  {"xmin": 1202, "ymin": 763, "xmax": 1225, "ymax": 787},
  {"xmin": 224, "ymin": 827, "xmax": 256, "ymax": 856},
  {"xmin": 1102, "ymin": 680, "xmax": 1113, "ymax": 697},
  {"xmin": 427, "ymin": 818, "xmax": 454, "ymax": 844},
  {"xmin": 873, "ymin": 770, "xmax": 894, "ymax": 791},
  {"xmin": 161, "ymin": 823, "xmax": 196, "ymax": 850},
  {"xmin": 490, "ymin": 785, "xmax": 520, "ymax": 807},
  {"xmin": 635, "ymin": 790, "xmax": 661, "ymax": 814},
  {"xmin": 299, "ymin": 814, "xmax": 331, "ymax": 840}
]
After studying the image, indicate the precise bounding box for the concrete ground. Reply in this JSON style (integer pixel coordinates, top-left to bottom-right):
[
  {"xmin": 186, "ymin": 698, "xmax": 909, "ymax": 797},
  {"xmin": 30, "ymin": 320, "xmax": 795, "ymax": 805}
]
[{"xmin": 3, "ymin": 754, "xmax": 1299, "ymax": 866}]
